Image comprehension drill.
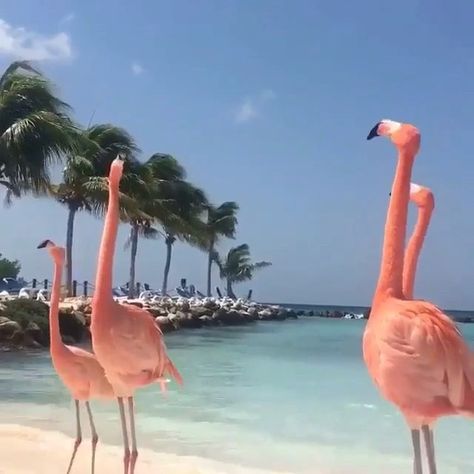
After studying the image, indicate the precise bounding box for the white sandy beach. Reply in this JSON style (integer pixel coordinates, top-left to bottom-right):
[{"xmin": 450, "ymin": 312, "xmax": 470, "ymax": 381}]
[{"xmin": 0, "ymin": 424, "xmax": 297, "ymax": 474}]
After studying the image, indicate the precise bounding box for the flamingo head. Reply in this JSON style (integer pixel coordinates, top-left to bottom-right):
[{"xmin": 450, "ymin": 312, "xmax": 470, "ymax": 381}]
[
  {"xmin": 109, "ymin": 152, "xmax": 125, "ymax": 186},
  {"xmin": 409, "ymin": 182, "xmax": 435, "ymax": 210},
  {"xmin": 367, "ymin": 119, "xmax": 420, "ymax": 154},
  {"xmin": 37, "ymin": 239, "xmax": 65, "ymax": 262}
]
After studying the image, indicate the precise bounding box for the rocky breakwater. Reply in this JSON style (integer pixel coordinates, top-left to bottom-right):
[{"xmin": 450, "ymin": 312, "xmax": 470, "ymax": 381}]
[
  {"xmin": 127, "ymin": 297, "xmax": 298, "ymax": 333},
  {"xmin": 0, "ymin": 296, "xmax": 298, "ymax": 350},
  {"xmin": 0, "ymin": 298, "xmax": 86, "ymax": 351}
]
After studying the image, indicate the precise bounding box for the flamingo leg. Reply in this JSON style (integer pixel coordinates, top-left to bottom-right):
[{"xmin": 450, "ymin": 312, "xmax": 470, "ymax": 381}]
[
  {"xmin": 411, "ymin": 429, "xmax": 423, "ymax": 474},
  {"xmin": 118, "ymin": 397, "xmax": 130, "ymax": 474},
  {"xmin": 127, "ymin": 397, "xmax": 138, "ymax": 474},
  {"xmin": 66, "ymin": 400, "xmax": 82, "ymax": 474},
  {"xmin": 422, "ymin": 425, "xmax": 437, "ymax": 474},
  {"xmin": 85, "ymin": 401, "xmax": 99, "ymax": 474}
]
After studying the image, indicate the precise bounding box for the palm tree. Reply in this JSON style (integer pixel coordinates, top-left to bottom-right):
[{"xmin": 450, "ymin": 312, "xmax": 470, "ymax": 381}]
[
  {"xmin": 0, "ymin": 61, "xmax": 77, "ymax": 200},
  {"xmin": 213, "ymin": 244, "xmax": 271, "ymax": 299},
  {"xmin": 123, "ymin": 154, "xmax": 208, "ymax": 298},
  {"xmin": 54, "ymin": 124, "xmax": 139, "ymax": 295},
  {"xmin": 205, "ymin": 202, "xmax": 239, "ymax": 296},
  {"xmin": 159, "ymin": 181, "xmax": 208, "ymax": 295},
  {"xmin": 122, "ymin": 154, "xmax": 183, "ymax": 299}
]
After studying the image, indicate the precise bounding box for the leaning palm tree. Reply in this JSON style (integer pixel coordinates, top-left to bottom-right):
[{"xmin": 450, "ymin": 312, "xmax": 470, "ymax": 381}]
[
  {"xmin": 213, "ymin": 244, "xmax": 271, "ymax": 300},
  {"xmin": 205, "ymin": 202, "xmax": 239, "ymax": 296},
  {"xmin": 54, "ymin": 124, "xmax": 139, "ymax": 295},
  {"xmin": 159, "ymin": 187, "xmax": 208, "ymax": 295},
  {"xmin": 0, "ymin": 60, "xmax": 77, "ymax": 200},
  {"xmin": 123, "ymin": 153, "xmax": 184, "ymax": 299},
  {"xmin": 124, "ymin": 154, "xmax": 208, "ymax": 298}
]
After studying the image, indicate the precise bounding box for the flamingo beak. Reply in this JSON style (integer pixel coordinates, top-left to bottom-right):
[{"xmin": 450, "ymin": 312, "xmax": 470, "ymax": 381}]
[
  {"xmin": 367, "ymin": 122, "xmax": 381, "ymax": 140},
  {"xmin": 37, "ymin": 239, "xmax": 52, "ymax": 249}
]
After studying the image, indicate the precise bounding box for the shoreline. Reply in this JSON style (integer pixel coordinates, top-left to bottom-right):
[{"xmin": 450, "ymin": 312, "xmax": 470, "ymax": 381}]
[
  {"xmin": 0, "ymin": 296, "xmax": 367, "ymax": 352},
  {"xmin": 0, "ymin": 423, "xmax": 296, "ymax": 474}
]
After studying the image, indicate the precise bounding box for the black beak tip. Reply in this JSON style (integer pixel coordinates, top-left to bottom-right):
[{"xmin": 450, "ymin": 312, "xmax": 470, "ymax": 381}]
[
  {"xmin": 37, "ymin": 239, "xmax": 51, "ymax": 249},
  {"xmin": 367, "ymin": 122, "xmax": 381, "ymax": 141},
  {"xmin": 117, "ymin": 152, "xmax": 126, "ymax": 161}
]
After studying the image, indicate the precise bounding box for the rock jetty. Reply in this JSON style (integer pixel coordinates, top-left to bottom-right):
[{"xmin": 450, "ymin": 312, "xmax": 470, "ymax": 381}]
[{"xmin": 0, "ymin": 296, "xmax": 298, "ymax": 351}]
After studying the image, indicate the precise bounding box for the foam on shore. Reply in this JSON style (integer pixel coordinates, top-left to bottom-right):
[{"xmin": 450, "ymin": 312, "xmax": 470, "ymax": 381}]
[{"xmin": 0, "ymin": 424, "xmax": 297, "ymax": 474}]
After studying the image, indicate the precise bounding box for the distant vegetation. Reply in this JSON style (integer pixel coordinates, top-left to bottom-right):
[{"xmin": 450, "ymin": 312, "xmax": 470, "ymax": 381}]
[
  {"xmin": 0, "ymin": 253, "xmax": 21, "ymax": 279},
  {"xmin": 0, "ymin": 61, "xmax": 271, "ymax": 298}
]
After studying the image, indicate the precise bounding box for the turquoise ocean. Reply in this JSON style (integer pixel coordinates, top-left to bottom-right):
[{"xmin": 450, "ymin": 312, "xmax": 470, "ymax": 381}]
[{"xmin": 1, "ymin": 305, "xmax": 474, "ymax": 473}]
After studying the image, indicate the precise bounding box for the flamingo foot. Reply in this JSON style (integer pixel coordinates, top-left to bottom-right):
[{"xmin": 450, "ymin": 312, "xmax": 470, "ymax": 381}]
[
  {"xmin": 66, "ymin": 436, "xmax": 82, "ymax": 474},
  {"xmin": 123, "ymin": 448, "xmax": 130, "ymax": 474},
  {"xmin": 129, "ymin": 450, "xmax": 138, "ymax": 474},
  {"xmin": 91, "ymin": 434, "xmax": 98, "ymax": 474}
]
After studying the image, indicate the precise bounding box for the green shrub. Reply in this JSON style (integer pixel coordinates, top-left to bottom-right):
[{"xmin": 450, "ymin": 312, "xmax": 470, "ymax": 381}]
[{"xmin": 0, "ymin": 299, "xmax": 84, "ymax": 346}]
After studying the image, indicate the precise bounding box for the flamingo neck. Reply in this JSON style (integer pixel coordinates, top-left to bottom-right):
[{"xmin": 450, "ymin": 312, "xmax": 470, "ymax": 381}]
[
  {"xmin": 94, "ymin": 180, "xmax": 119, "ymax": 303},
  {"xmin": 49, "ymin": 258, "xmax": 65, "ymax": 356},
  {"xmin": 403, "ymin": 206, "xmax": 432, "ymax": 299},
  {"xmin": 374, "ymin": 149, "xmax": 414, "ymax": 302}
]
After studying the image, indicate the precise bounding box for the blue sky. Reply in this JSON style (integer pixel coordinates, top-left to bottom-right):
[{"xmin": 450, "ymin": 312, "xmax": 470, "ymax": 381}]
[{"xmin": 1, "ymin": 0, "xmax": 474, "ymax": 308}]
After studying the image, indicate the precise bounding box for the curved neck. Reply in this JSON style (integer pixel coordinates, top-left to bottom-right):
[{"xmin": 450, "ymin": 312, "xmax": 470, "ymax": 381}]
[
  {"xmin": 94, "ymin": 180, "xmax": 119, "ymax": 301},
  {"xmin": 403, "ymin": 206, "xmax": 432, "ymax": 299},
  {"xmin": 49, "ymin": 257, "xmax": 65, "ymax": 356},
  {"xmin": 374, "ymin": 150, "xmax": 414, "ymax": 301}
]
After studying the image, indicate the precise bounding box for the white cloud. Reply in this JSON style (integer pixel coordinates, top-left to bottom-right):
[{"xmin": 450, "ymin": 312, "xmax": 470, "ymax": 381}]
[
  {"xmin": 235, "ymin": 99, "xmax": 258, "ymax": 123},
  {"xmin": 234, "ymin": 89, "xmax": 276, "ymax": 124},
  {"xmin": 60, "ymin": 13, "xmax": 75, "ymax": 25},
  {"xmin": 131, "ymin": 61, "xmax": 144, "ymax": 76},
  {"xmin": 0, "ymin": 18, "xmax": 72, "ymax": 61}
]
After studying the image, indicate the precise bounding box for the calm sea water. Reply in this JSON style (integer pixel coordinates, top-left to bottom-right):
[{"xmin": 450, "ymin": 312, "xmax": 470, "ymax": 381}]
[{"xmin": 1, "ymin": 316, "xmax": 474, "ymax": 473}]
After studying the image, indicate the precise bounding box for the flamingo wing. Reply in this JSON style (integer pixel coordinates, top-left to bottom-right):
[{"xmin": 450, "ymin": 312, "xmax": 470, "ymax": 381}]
[
  {"xmin": 374, "ymin": 300, "xmax": 471, "ymax": 414},
  {"xmin": 108, "ymin": 304, "xmax": 169, "ymax": 377}
]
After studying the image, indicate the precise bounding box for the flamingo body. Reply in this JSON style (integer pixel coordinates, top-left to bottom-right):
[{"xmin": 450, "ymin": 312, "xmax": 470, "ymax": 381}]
[
  {"xmin": 364, "ymin": 120, "xmax": 474, "ymax": 473},
  {"xmin": 38, "ymin": 239, "xmax": 114, "ymax": 474},
  {"xmin": 53, "ymin": 344, "xmax": 115, "ymax": 401},
  {"xmin": 91, "ymin": 301, "xmax": 182, "ymax": 397},
  {"xmin": 363, "ymin": 297, "xmax": 473, "ymax": 426},
  {"xmin": 89, "ymin": 156, "xmax": 182, "ymax": 474}
]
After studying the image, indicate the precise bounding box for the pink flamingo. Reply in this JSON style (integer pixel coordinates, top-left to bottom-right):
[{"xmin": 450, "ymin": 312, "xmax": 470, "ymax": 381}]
[
  {"xmin": 363, "ymin": 120, "xmax": 474, "ymax": 474},
  {"xmin": 90, "ymin": 156, "xmax": 183, "ymax": 474},
  {"xmin": 402, "ymin": 183, "xmax": 435, "ymax": 301},
  {"xmin": 38, "ymin": 239, "xmax": 114, "ymax": 474},
  {"xmin": 402, "ymin": 183, "xmax": 437, "ymax": 470}
]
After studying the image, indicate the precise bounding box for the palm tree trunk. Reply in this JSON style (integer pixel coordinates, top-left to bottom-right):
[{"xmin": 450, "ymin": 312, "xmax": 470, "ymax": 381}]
[
  {"xmin": 128, "ymin": 224, "xmax": 139, "ymax": 299},
  {"xmin": 226, "ymin": 279, "xmax": 237, "ymax": 300},
  {"xmin": 65, "ymin": 205, "xmax": 77, "ymax": 296},
  {"xmin": 207, "ymin": 240, "xmax": 214, "ymax": 297},
  {"xmin": 161, "ymin": 237, "xmax": 173, "ymax": 295}
]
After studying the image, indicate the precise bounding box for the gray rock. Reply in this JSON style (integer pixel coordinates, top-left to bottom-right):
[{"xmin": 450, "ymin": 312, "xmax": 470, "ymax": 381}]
[
  {"xmin": 180, "ymin": 314, "xmax": 203, "ymax": 329},
  {"xmin": 62, "ymin": 335, "xmax": 77, "ymax": 345},
  {"xmin": 0, "ymin": 319, "xmax": 22, "ymax": 338},
  {"xmin": 258, "ymin": 309, "xmax": 273, "ymax": 320},
  {"xmin": 247, "ymin": 307, "xmax": 258, "ymax": 318},
  {"xmin": 72, "ymin": 311, "xmax": 86, "ymax": 325},
  {"xmin": 221, "ymin": 310, "xmax": 246, "ymax": 325},
  {"xmin": 155, "ymin": 316, "xmax": 174, "ymax": 333},
  {"xmin": 203, "ymin": 300, "xmax": 219, "ymax": 310},
  {"xmin": 212, "ymin": 307, "xmax": 227, "ymax": 322},
  {"xmin": 275, "ymin": 309, "xmax": 288, "ymax": 321},
  {"xmin": 199, "ymin": 315, "xmax": 212, "ymax": 325},
  {"xmin": 168, "ymin": 313, "xmax": 180, "ymax": 322},
  {"xmin": 191, "ymin": 306, "xmax": 212, "ymax": 318}
]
